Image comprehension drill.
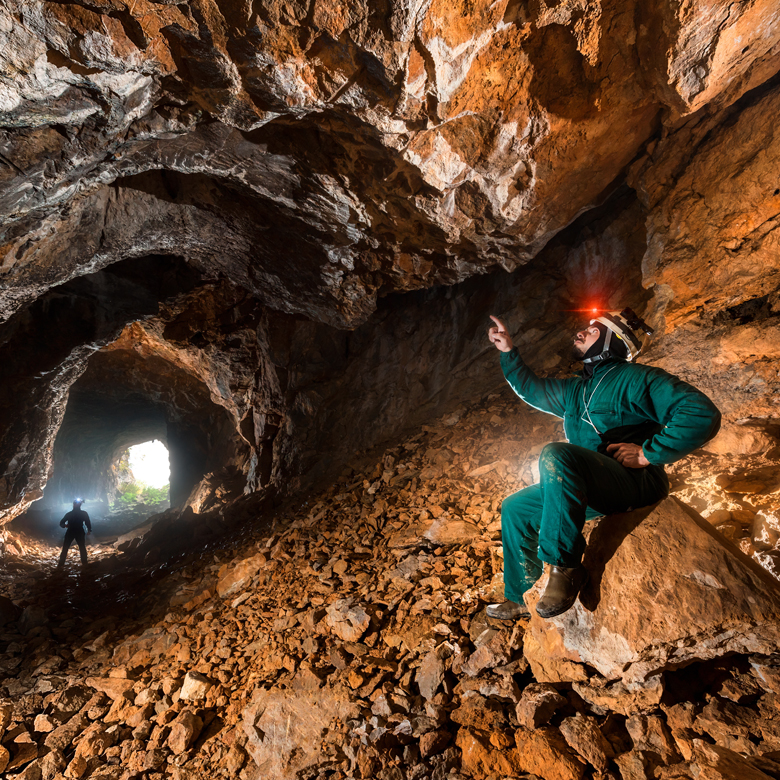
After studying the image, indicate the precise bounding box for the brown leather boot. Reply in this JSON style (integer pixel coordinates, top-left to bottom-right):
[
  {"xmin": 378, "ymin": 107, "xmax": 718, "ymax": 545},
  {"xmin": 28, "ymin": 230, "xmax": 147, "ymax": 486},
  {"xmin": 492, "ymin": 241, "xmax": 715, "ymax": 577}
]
[
  {"xmin": 536, "ymin": 566, "xmax": 589, "ymax": 618},
  {"xmin": 486, "ymin": 600, "xmax": 531, "ymax": 620}
]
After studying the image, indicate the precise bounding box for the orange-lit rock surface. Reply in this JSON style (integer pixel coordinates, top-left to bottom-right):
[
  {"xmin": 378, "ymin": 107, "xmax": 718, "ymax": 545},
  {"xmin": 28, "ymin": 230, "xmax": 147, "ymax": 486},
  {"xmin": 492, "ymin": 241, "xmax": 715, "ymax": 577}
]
[
  {"xmin": 523, "ymin": 497, "xmax": 780, "ymax": 686},
  {"xmin": 3, "ymin": 6, "xmax": 780, "ymax": 776},
  {"xmin": 2, "ymin": 0, "xmax": 780, "ymax": 524},
  {"xmin": 0, "ymin": 397, "xmax": 779, "ymax": 780}
]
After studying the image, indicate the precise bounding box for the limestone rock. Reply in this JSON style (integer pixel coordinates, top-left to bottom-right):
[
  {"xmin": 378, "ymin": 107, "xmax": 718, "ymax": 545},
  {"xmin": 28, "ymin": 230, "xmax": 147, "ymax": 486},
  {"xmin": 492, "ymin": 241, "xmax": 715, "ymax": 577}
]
[
  {"xmin": 167, "ymin": 710, "xmax": 203, "ymax": 755},
  {"xmin": 456, "ymin": 729, "xmax": 524, "ymax": 777},
  {"xmin": 703, "ymin": 424, "xmax": 776, "ymax": 457},
  {"xmin": 524, "ymin": 498, "xmax": 780, "ymax": 684},
  {"xmin": 423, "ymin": 516, "xmax": 480, "ymax": 546},
  {"xmin": 559, "ymin": 713, "xmax": 615, "ymax": 773},
  {"xmin": 419, "ymin": 730, "xmax": 451, "ymax": 759},
  {"xmin": 216, "ymin": 554, "xmax": 266, "ymax": 598},
  {"xmin": 325, "ymin": 599, "xmax": 370, "ymax": 643},
  {"xmin": 514, "ymin": 726, "xmax": 587, "ymax": 780},
  {"xmin": 626, "ymin": 714, "xmax": 680, "ymax": 765},
  {"xmin": 573, "ymin": 675, "xmax": 664, "ymax": 717},
  {"xmin": 417, "ymin": 650, "xmax": 445, "ymax": 702},
  {"xmin": 178, "ymin": 672, "xmax": 213, "ymax": 702},
  {"xmin": 516, "ymin": 684, "xmax": 567, "ymax": 730},
  {"xmin": 85, "ymin": 678, "xmax": 134, "ymax": 702},
  {"xmin": 242, "ymin": 687, "xmax": 359, "ymax": 779},
  {"xmin": 44, "ymin": 715, "xmax": 87, "ymax": 751},
  {"xmin": 693, "ymin": 740, "xmax": 776, "ymax": 780}
]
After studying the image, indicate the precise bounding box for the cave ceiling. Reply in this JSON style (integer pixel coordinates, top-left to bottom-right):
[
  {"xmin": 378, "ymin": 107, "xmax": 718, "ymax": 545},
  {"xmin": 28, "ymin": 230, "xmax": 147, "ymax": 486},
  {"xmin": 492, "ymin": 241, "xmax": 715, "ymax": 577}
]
[
  {"xmin": 3, "ymin": 0, "xmax": 779, "ymax": 325},
  {"xmin": 2, "ymin": 0, "xmax": 780, "ymax": 522}
]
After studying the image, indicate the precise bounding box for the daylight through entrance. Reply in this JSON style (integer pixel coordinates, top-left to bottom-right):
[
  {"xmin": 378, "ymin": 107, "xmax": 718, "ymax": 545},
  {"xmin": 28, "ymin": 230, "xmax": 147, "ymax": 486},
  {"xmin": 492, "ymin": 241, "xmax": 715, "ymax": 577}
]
[{"xmin": 114, "ymin": 440, "xmax": 171, "ymax": 512}]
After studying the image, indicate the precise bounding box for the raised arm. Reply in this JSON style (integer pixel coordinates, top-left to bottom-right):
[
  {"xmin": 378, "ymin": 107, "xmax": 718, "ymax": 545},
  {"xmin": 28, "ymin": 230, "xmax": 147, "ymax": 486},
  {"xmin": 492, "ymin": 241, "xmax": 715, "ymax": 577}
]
[{"xmin": 489, "ymin": 316, "xmax": 569, "ymax": 418}]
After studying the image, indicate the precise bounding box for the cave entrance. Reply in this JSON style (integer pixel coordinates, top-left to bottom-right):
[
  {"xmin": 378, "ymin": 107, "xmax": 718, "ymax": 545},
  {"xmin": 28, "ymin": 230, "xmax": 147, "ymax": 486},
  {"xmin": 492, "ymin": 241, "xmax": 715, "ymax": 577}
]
[{"xmin": 110, "ymin": 440, "xmax": 171, "ymax": 525}]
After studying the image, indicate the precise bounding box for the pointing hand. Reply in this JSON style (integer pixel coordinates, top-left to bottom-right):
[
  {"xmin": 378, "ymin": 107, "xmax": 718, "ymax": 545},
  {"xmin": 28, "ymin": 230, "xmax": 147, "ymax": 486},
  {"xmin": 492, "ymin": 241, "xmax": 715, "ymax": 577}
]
[{"xmin": 488, "ymin": 315, "xmax": 513, "ymax": 353}]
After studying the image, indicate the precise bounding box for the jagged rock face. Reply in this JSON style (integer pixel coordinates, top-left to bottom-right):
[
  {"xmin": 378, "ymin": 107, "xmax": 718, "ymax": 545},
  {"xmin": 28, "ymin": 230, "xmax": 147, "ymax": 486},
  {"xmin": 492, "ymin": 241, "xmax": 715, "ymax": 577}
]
[
  {"xmin": 2, "ymin": 0, "xmax": 779, "ymax": 325},
  {"xmin": 2, "ymin": 1, "xmax": 780, "ymax": 524}
]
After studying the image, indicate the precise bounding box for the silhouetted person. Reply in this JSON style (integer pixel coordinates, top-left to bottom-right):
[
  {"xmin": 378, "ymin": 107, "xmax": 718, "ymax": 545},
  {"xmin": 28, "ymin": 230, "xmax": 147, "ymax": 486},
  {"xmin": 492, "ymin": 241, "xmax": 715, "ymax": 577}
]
[{"xmin": 57, "ymin": 498, "xmax": 92, "ymax": 568}]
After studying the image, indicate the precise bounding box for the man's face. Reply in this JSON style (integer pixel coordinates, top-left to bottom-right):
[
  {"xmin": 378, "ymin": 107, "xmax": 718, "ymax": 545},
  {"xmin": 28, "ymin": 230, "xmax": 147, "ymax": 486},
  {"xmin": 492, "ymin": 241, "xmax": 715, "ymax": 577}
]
[{"xmin": 572, "ymin": 324, "xmax": 601, "ymax": 358}]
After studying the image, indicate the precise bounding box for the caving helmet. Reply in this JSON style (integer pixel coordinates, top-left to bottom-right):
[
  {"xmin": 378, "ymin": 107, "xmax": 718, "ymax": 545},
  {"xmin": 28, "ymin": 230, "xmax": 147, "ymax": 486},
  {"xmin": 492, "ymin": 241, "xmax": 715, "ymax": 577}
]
[
  {"xmin": 584, "ymin": 308, "xmax": 654, "ymax": 364},
  {"xmin": 73, "ymin": 498, "xmax": 84, "ymax": 507}
]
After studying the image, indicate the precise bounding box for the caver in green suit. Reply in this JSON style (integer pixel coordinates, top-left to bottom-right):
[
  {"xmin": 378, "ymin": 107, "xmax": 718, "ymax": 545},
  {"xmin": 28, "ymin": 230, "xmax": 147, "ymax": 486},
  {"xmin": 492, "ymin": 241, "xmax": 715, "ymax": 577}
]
[{"xmin": 498, "ymin": 346, "xmax": 722, "ymax": 604}]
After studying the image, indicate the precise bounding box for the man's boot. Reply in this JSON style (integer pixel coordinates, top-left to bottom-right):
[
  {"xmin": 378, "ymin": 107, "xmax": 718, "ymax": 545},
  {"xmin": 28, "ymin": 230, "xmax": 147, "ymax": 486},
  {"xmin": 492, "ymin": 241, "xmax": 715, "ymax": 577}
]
[
  {"xmin": 536, "ymin": 565, "xmax": 588, "ymax": 618},
  {"xmin": 486, "ymin": 600, "xmax": 530, "ymax": 620}
]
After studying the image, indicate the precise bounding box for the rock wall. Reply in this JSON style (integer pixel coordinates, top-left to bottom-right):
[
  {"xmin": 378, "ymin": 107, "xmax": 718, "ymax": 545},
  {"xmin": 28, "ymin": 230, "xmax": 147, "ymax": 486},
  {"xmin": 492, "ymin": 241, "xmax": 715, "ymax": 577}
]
[{"xmin": 1, "ymin": 1, "xmax": 780, "ymax": 531}]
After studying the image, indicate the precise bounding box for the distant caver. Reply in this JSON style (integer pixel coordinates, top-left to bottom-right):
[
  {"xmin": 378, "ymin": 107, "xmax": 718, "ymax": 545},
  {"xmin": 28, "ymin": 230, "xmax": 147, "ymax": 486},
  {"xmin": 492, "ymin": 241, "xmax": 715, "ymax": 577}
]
[
  {"xmin": 487, "ymin": 308, "xmax": 722, "ymax": 619},
  {"xmin": 57, "ymin": 498, "xmax": 92, "ymax": 570}
]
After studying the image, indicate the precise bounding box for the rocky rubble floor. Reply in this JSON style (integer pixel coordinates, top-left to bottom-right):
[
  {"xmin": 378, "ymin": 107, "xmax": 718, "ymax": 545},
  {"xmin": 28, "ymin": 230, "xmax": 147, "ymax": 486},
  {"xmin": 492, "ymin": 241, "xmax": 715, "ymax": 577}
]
[{"xmin": 1, "ymin": 387, "xmax": 780, "ymax": 780}]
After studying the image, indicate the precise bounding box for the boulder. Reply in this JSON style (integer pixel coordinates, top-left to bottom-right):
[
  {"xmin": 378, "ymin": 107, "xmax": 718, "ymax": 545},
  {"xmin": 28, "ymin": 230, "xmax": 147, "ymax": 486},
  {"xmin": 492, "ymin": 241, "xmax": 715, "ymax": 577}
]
[
  {"xmin": 515, "ymin": 684, "xmax": 567, "ymax": 730},
  {"xmin": 702, "ymin": 423, "xmax": 776, "ymax": 456},
  {"xmin": 167, "ymin": 710, "xmax": 203, "ymax": 755},
  {"xmin": 514, "ymin": 726, "xmax": 587, "ymax": 780},
  {"xmin": 242, "ymin": 686, "xmax": 360, "ymax": 779},
  {"xmin": 85, "ymin": 677, "xmax": 134, "ymax": 702},
  {"xmin": 325, "ymin": 599, "xmax": 370, "ymax": 643},
  {"xmin": 559, "ymin": 713, "xmax": 615, "ymax": 773},
  {"xmin": 524, "ymin": 497, "xmax": 780, "ymax": 685}
]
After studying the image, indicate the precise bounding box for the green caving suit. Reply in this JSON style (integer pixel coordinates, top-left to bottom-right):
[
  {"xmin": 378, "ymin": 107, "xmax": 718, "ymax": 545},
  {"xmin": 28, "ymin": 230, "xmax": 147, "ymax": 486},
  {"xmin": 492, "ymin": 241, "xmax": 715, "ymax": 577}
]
[{"xmin": 499, "ymin": 348, "xmax": 722, "ymax": 604}]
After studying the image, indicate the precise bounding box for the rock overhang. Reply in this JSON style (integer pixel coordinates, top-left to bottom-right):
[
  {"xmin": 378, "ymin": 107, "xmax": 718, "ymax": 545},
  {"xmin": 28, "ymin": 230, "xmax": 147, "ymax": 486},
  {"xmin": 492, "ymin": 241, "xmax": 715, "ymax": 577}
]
[
  {"xmin": 2, "ymin": 0, "xmax": 780, "ymax": 528},
  {"xmin": 3, "ymin": 0, "xmax": 778, "ymax": 328}
]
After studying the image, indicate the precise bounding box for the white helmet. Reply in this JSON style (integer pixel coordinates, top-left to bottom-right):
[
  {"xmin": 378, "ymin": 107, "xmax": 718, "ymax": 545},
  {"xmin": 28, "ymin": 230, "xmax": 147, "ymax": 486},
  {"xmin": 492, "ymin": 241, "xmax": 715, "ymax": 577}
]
[{"xmin": 589, "ymin": 308, "xmax": 654, "ymax": 362}]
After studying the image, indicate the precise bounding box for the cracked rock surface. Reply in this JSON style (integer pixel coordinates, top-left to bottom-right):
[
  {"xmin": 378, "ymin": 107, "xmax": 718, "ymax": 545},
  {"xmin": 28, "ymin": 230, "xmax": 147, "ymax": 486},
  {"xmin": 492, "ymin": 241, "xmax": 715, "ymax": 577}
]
[{"xmin": 1, "ymin": 392, "xmax": 780, "ymax": 780}]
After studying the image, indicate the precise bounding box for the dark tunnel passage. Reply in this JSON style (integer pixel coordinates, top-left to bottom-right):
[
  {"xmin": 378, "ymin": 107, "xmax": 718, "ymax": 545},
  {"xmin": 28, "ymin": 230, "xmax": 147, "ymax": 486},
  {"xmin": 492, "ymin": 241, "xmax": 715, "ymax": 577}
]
[
  {"xmin": 0, "ymin": 253, "xmax": 205, "ymax": 517},
  {"xmin": 14, "ymin": 338, "xmax": 247, "ymax": 550}
]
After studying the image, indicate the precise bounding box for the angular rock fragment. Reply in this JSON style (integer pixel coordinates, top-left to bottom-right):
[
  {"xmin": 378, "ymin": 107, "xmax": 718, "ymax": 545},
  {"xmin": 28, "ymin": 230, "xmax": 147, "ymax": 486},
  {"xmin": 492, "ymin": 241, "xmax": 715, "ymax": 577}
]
[
  {"xmin": 167, "ymin": 709, "xmax": 203, "ymax": 754},
  {"xmin": 417, "ymin": 650, "xmax": 445, "ymax": 701},
  {"xmin": 514, "ymin": 726, "xmax": 587, "ymax": 780},
  {"xmin": 456, "ymin": 729, "xmax": 524, "ymax": 777},
  {"xmin": 573, "ymin": 675, "xmax": 664, "ymax": 717},
  {"xmin": 216, "ymin": 553, "xmax": 266, "ymax": 598},
  {"xmin": 559, "ymin": 713, "xmax": 615, "ymax": 773},
  {"xmin": 325, "ymin": 599, "xmax": 370, "ymax": 642},
  {"xmin": 626, "ymin": 714, "xmax": 680, "ymax": 765},
  {"xmin": 419, "ymin": 729, "xmax": 451, "ymax": 759},
  {"xmin": 85, "ymin": 677, "xmax": 134, "ymax": 702},
  {"xmin": 451, "ymin": 694, "xmax": 508, "ymax": 732},
  {"xmin": 179, "ymin": 671, "xmax": 213, "ymax": 702},
  {"xmin": 693, "ymin": 740, "xmax": 775, "ymax": 780},
  {"xmin": 516, "ymin": 683, "xmax": 567, "ymax": 730}
]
